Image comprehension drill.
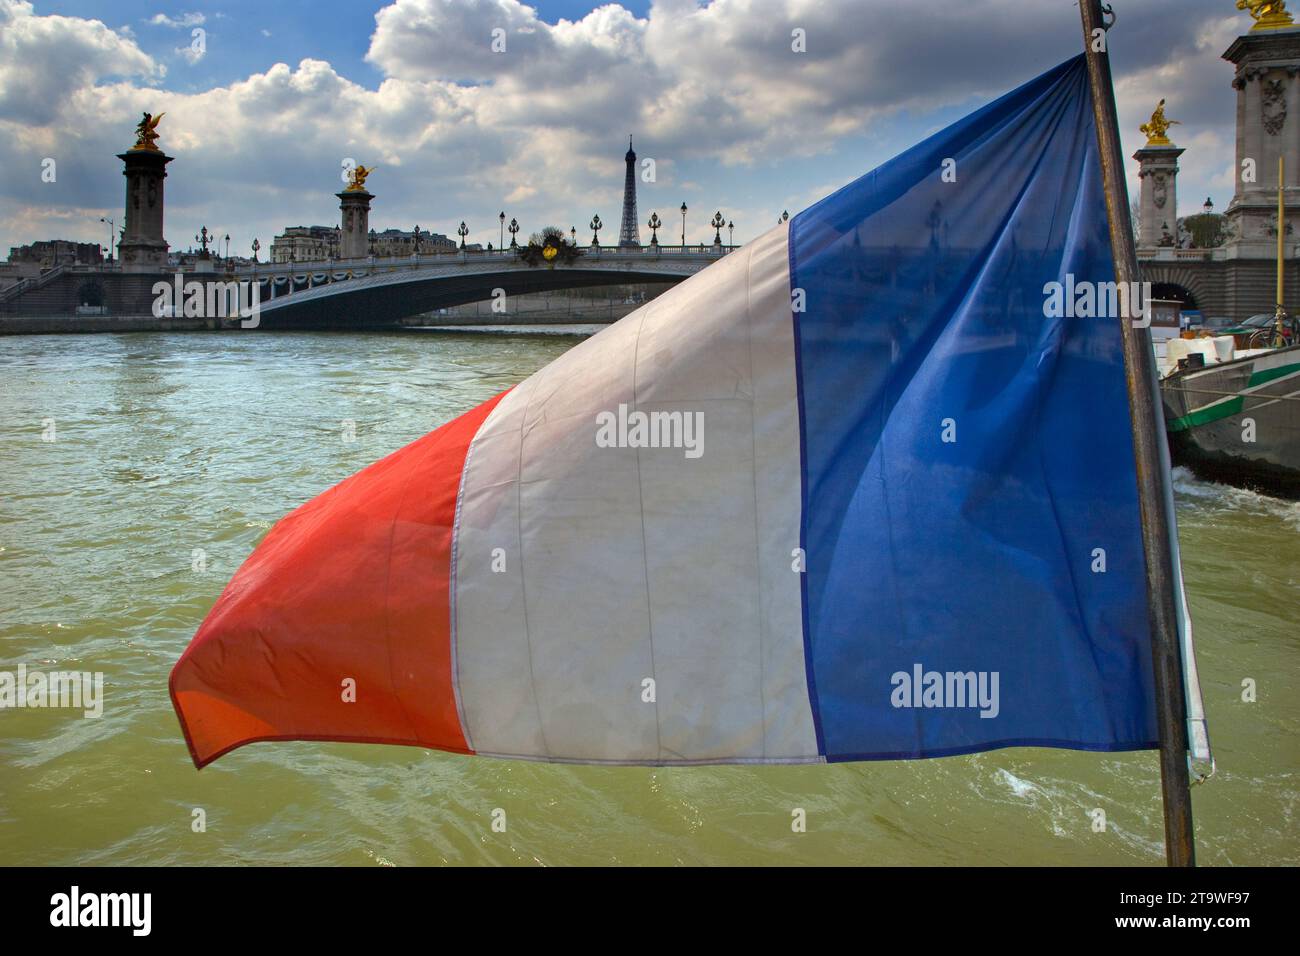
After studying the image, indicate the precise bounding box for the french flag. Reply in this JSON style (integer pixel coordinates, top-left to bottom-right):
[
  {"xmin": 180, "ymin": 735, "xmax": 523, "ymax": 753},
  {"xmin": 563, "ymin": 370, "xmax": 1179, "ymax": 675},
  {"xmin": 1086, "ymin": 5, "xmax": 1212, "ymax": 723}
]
[{"xmin": 171, "ymin": 56, "xmax": 1172, "ymax": 769}]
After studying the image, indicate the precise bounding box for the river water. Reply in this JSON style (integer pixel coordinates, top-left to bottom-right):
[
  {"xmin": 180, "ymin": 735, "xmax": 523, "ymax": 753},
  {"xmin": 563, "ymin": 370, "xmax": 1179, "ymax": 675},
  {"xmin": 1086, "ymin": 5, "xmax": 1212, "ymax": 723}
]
[{"xmin": 1, "ymin": 331, "xmax": 1296, "ymax": 866}]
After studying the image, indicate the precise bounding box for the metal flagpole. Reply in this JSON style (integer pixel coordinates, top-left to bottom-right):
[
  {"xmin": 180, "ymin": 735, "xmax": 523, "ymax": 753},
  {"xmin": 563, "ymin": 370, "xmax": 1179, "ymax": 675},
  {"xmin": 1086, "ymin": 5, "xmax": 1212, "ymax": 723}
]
[
  {"xmin": 1278, "ymin": 156, "xmax": 1287, "ymax": 343},
  {"xmin": 1078, "ymin": 0, "xmax": 1196, "ymax": 867}
]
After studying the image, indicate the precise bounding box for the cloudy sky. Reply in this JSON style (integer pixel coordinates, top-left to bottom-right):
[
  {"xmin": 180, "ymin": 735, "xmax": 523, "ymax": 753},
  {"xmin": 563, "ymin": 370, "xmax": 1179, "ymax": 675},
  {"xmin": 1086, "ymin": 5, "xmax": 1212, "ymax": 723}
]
[{"xmin": 0, "ymin": 0, "xmax": 1250, "ymax": 257}]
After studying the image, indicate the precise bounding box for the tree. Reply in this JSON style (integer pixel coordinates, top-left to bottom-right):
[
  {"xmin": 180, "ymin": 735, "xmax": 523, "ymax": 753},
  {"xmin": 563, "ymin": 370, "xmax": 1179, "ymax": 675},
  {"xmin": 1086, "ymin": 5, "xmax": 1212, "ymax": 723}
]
[
  {"xmin": 1177, "ymin": 212, "xmax": 1226, "ymax": 250},
  {"xmin": 528, "ymin": 225, "xmax": 569, "ymax": 247}
]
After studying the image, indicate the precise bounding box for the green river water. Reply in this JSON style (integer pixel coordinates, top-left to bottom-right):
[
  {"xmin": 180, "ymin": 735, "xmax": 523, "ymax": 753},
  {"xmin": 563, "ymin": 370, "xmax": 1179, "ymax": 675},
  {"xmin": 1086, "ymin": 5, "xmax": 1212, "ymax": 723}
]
[{"xmin": 0, "ymin": 331, "xmax": 1296, "ymax": 866}]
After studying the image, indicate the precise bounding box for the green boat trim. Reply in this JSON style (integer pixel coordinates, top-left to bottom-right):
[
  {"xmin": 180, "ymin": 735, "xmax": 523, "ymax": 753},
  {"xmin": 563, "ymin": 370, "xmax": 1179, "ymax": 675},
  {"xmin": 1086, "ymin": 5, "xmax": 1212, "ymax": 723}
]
[{"xmin": 1165, "ymin": 361, "xmax": 1300, "ymax": 433}]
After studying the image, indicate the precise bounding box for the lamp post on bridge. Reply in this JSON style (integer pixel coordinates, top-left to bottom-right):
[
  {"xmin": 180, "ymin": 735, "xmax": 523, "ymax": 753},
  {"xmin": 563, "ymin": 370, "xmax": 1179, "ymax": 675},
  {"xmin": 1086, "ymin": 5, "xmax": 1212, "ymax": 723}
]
[
  {"xmin": 499, "ymin": 211, "xmax": 505, "ymax": 251},
  {"xmin": 711, "ymin": 211, "xmax": 724, "ymax": 249},
  {"xmin": 728, "ymin": 220, "xmax": 734, "ymax": 248},
  {"xmin": 98, "ymin": 216, "xmax": 115, "ymax": 263},
  {"xmin": 680, "ymin": 202, "xmax": 687, "ymax": 249},
  {"xmin": 413, "ymin": 225, "xmax": 421, "ymax": 256},
  {"xmin": 648, "ymin": 212, "xmax": 661, "ymax": 247},
  {"xmin": 251, "ymin": 238, "xmax": 260, "ymax": 263},
  {"xmin": 570, "ymin": 226, "xmax": 577, "ymax": 246},
  {"xmin": 590, "ymin": 214, "xmax": 603, "ymax": 249},
  {"xmin": 508, "ymin": 218, "xmax": 520, "ymax": 249},
  {"xmin": 458, "ymin": 221, "xmax": 468, "ymax": 250}
]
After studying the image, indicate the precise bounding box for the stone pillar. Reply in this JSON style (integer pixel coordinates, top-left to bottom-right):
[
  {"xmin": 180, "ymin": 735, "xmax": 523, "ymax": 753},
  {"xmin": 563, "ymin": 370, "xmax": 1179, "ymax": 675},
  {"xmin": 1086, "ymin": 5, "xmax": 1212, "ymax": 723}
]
[
  {"xmin": 115, "ymin": 147, "xmax": 172, "ymax": 273},
  {"xmin": 1134, "ymin": 145, "xmax": 1184, "ymax": 251},
  {"xmin": 1222, "ymin": 24, "xmax": 1300, "ymax": 255},
  {"xmin": 1288, "ymin": 56, "xmax": 1300, "ymax": 186},
  {"xmin": 336, "ymin": 188, "xmax": 373, "ymax": 259}
]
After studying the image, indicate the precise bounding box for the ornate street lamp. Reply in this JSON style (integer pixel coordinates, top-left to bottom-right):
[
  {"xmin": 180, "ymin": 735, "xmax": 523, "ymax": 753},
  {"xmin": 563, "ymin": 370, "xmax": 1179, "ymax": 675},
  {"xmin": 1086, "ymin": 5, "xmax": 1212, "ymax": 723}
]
[
  {"xmin": 780, "ymin": 210, "xmax": 789, "ymax": 224},
  {"xmin": 680, "ymin": 202, "xmax": 688, "ymax": 248},
  {"xmin": 1203, "ymin": 197, "xmax": 1214, "ymax": 215},
  {"xmin": 413, "ymin": 225, "xmax": 421, "ymax": 255},
  {"xmin": 499, "ymin": 211, "xmax": 506, "ymax": 250},
  {"xmin": 711, "ymin": 211, "xmax": 724, "ymax": 245},
  {"xmin": 728, "ymin": 220, "xmax": 734, "ymax": 247},
  {"xmin": 458, "ymin": 221, "xmax": 469, "ymax": 249},
  {"xmin": 99, "ymin": 216, "xmax": 115, "ymax": 262},
  {"xmin": 224, "ymin": 233, "xmax": 231, "ymax": 259},
  {"xmin": 648, "ymin": 212, "xmax": 661, "ymax": 246},
  {"xmin": 590, "ymin": 214, "xmax": 603, "ymax": 248},
  {"xmin": 251, "ymin": 238, "xmax": 260, "ymax": 262},
  {"xmin": 508, "ymin": 218, "xmax": 520, "ymax": 249},
  {"xmin": 570, "ymin": 226, "xmax": 577, "ymax": 246}
]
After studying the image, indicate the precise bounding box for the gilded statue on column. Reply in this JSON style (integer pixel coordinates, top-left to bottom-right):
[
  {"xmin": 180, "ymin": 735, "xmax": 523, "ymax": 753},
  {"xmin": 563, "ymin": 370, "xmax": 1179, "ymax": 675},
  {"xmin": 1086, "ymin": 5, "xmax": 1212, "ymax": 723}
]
[
  {"xmin": 1140, "ymin": 100, "xmax": 1179, "ymax": 146},
  {"xmin": 132, "ymin": 112, "xmax": 165, "ymax": 151},
  {"xmin": 1237, "ymin": 1, "xmax": 1295, "ymax": 31},
  {"xmin": 346, "ymin": 164, "xmax": 375, "ymax": 192}
]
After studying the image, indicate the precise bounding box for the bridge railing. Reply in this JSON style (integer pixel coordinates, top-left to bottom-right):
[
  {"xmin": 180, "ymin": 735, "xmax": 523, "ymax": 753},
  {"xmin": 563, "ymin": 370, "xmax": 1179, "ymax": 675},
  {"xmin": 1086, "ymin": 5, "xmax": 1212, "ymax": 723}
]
[
  {"xmin": 241, "ymin": 242, "xmax": 739, "ymax": 277},
  {"xmin": 0, "ymin": 263, "xmax": 73, "ymax": 302},
  {"xmin": 1136, "ymin": 247, "xmax": 1221, "ymax": 262}
]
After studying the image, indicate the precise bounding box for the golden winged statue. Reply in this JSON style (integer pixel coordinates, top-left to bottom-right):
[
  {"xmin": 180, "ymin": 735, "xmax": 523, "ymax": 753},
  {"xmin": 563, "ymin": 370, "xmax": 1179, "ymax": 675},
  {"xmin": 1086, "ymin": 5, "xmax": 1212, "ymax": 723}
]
[
  {"xmin": 1237, "ymin": 0, "xmax": 1294, "ymax": 30},
  {"xmin": 346, "ymin": 164, "xmax": 375, "ymax": 191},
  {"xmin": 1140, "ymin": 100, "xmax": 1179, "ymax": 146},
  {"xmin": 132, "ymin": 111, "xmax": 165, "ymax": 151}
]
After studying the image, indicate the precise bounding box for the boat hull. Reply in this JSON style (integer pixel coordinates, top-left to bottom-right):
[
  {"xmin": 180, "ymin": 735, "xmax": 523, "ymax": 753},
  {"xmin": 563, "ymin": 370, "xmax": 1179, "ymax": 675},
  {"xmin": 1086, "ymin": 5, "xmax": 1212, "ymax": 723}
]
[{"xmin": 1161, "ymin": 344, "xmax": 1300, "ymax": 499}]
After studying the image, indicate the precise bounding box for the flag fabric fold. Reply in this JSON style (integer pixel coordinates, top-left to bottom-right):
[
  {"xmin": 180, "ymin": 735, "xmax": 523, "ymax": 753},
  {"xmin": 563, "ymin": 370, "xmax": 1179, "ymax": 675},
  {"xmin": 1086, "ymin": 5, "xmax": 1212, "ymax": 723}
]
[{"xmin": 172, "ymin": 54, "xmax": 1182, "ymax": 769}]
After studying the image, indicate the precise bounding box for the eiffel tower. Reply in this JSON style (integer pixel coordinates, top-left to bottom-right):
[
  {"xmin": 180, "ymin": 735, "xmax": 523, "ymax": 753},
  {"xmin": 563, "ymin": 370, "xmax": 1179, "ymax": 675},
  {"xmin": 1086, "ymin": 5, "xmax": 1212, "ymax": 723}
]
[{"xmin": 619, "ymin": 135, "xmax": 640, "ymax": 247}]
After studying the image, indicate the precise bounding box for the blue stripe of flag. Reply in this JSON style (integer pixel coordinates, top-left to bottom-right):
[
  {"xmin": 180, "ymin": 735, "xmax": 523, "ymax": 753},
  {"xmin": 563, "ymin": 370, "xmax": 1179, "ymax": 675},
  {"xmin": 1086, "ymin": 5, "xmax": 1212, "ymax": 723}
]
[{"xmin": 789, "ymin": 55, "xmax": 1158, "ymax": 761}]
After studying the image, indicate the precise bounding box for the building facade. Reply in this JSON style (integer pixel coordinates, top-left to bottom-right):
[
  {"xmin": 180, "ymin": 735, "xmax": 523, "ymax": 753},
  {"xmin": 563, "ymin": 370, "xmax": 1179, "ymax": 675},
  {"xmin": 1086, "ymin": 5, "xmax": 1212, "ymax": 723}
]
[
  {"xmin": 7, "ymin": 240, "xmax": 103, "ymax": 268},
  {"xmin": 270, "ymin": 226, "xmax": 339, "ymax": 263},
  {"xmin": 270, "ymin": 225, "xmax": 457, "ymax": 263}
]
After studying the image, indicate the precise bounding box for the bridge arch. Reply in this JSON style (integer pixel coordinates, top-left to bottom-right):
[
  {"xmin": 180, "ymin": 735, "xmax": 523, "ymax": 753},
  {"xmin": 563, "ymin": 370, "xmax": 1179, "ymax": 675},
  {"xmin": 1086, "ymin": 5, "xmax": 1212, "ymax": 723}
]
[
  {"xmin": 246, "ymin": 252, "xmax": 721, "ymax": 328},
  {"xmin": 76, "ymin": 279, "xmax": 105, "ymax": 308},
  {"xmin": 1138, "ymin": 262, "xmax": 1213, "ymax": 316},
  {"xmin": 1150, "ymin": 280, "xmax": 1199, "ymax": 311}
]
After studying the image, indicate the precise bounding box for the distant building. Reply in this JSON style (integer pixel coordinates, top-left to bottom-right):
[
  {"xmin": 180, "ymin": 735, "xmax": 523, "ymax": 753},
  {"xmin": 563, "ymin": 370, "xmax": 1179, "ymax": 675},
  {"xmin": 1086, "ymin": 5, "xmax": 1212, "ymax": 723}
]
[
  {"xmin": 270, "ymin": 225, "xmax": 338, "ymax": 263},
  {"xmin": 270, "ymin": 225, "xmax": 457, "ymax": 263},
  {"xmin": 7, "ymin": 239, "xmax": 103, "ymax": 268},
  {"xmin": 167, "ymin": 251, "xmax": 256, "ymax": 271},
  {"xmin": 371, "ymin": 227, "xmax": 456, "ymax": 257}
]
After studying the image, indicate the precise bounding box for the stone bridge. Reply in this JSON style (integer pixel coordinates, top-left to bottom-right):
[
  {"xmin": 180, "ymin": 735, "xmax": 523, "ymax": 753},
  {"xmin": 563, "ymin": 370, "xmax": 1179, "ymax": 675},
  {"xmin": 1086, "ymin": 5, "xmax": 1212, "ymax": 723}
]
[
  {"xmin": 241, "ymin": 246, "xmax": 728, "ymax": 327},
  {"xmin": 0, "ymin": 245, "xmax": 732, "ymax": 330}
]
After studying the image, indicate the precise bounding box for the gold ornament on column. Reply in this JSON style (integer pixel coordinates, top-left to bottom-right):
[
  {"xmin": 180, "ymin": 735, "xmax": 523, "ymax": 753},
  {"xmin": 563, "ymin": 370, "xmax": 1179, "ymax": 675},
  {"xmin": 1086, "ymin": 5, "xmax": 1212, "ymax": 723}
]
[
  {"xmin": 1236, "ymin": 1, "xmax": 1295, "ymax": 31},
  {"xmin": 346, "ymin": 164, "xmax": 375, "ymax": 191},
  {"xmin": 1140, "ymin": 100, "xmax": 1180, "ymax": 146},
  {"xmin": 131, "ymin": 112, "xmax": 165, "ymax": 151}
]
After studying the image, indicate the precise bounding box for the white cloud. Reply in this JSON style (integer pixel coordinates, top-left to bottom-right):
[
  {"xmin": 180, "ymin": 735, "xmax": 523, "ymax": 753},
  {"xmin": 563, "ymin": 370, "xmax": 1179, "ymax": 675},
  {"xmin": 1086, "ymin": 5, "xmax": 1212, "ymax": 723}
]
[
  {"xmin": 147, "ymin": 12, "xmax": 206, "ymax": 29},
  {"xmin": 0, "ymin": 0, "xmax": 158, "ymax": 126}
]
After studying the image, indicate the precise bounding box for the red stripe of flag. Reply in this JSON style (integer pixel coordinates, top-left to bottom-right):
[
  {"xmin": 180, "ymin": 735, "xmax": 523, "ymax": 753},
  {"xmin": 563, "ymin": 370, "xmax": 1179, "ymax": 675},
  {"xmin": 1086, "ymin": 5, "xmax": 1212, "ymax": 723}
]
[{"xmin": 170, "ymin": 392, "xmax": 508, "ymax": 767}]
